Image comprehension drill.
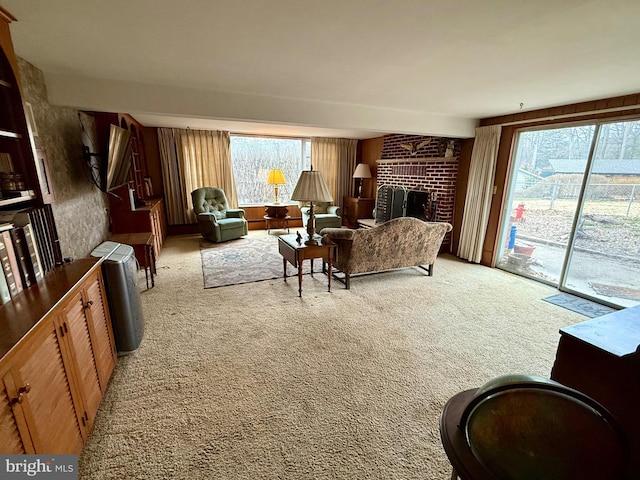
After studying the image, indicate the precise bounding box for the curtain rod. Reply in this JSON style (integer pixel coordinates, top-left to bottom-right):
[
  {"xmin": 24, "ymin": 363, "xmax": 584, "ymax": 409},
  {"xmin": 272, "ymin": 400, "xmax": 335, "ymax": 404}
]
[{"xmin": 229, "ymin": 132, "xmax": 312, "ymax": 141}]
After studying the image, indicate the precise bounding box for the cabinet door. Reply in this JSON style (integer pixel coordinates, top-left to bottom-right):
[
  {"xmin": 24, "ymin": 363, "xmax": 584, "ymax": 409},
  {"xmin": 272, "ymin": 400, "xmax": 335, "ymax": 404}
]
[
  {"xmin": 7, "ymin": 320, "xmax": 85, "ymax": 453},
  {"xmin": 82, "ymin": 272, "xmax": 117, "ymax": 391},
  {"xmin": 62, "ymin": 290, "xmax": 103, "ymax": 430},
  {"xmin": 62, "ymin": 269, "xmax": 116, "ymax": 423},
  {"xmin": 0, "ymin": 374, "xmax": 34, "ymax": 454}
]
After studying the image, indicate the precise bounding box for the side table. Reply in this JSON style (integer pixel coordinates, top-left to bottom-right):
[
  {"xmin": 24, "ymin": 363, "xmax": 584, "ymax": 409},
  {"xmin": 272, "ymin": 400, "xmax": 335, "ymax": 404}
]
[
  {"xmin": 343, "ymin": 196, "xmax": 375, "ymax": 228},
  {"xmin": 277, "ymin": 233, "xmax": 336, "ymax": 297},
  {"xmin": 264, "ymin": 203, "xmax": 290, "ymax": 233},
  {"xmin": 109, "ymin": 232, "xmax": 156, "ymax": 289}
]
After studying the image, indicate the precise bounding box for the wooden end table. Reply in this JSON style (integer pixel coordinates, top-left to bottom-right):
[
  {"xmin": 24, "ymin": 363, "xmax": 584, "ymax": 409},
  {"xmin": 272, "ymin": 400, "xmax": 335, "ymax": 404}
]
[
  {"xmin": 277, "ymin": 233, "xmax": 336, "ymax": 297},
  {"xmin": 264, "ymin": 203, "xmax": 290, "ymax": 233},
  {"xmin": 109, "ymin": 232, "xmax": 156, "ymax": 289}
]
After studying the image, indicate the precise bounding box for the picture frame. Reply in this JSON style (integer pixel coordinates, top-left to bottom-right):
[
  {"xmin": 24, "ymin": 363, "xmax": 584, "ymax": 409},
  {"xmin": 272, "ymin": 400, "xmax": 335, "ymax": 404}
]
[
  {"xmin": 35, "ymin": 148, "xmax": 54, "ymax": 203},
  {"xmin": 24, "ymin": 101, "xmax": 38, "ymax": 137}
]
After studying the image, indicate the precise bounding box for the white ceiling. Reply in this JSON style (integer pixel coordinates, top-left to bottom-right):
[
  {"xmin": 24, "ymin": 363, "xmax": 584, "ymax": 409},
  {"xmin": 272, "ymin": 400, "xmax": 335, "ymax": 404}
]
[{"xmin": 4, "ymin": 0, "xmax": 640, "ymax": 139}]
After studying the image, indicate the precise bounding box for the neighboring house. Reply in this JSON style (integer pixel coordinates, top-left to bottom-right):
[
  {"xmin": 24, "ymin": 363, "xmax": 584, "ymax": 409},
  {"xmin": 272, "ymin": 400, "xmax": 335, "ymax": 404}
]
[{"xmin": 548, "ymin": 159, "xmax": 640, "ymax": 176}]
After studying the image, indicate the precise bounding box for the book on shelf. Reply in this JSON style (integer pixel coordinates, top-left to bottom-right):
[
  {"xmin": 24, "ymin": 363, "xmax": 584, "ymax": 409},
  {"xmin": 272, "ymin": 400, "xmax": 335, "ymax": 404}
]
[
  {"xmin": 0, "ymin": 230, "xmax": 23, "ymax": 297},
  {"xmin": 9, "ymin": 227, "xmax": 36, "ymax": 289},
  {"xmin": 21, "ymin": 224, "xmax": 44, "ymax": 282},
  {"xmin": 0, "ymin": 206, "xmax": 61, "ymax": 275},
  {"xmin": 0, "ymin": 221, "xmax": 13, "ymax": 233},
  {"xmin": 0, "ymin": 265, "xmax": 10, "ymax": 304}
]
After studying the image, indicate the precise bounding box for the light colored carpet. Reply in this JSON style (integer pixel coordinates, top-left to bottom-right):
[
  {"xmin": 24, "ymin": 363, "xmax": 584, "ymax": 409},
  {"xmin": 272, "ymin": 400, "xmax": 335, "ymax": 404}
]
[
  {"xmin": 79, "ymin": 232, "xmax": 584, "ymax": 479},
  {"xmin": 201, "ymin": 236, "xmax": 310, "ymax": 289}
]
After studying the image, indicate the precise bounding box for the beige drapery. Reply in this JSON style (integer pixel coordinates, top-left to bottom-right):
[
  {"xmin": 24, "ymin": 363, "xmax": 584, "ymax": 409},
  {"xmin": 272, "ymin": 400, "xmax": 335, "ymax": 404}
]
[
  {"xmin": 158, "ymin": 128, "xmax": 188, "ymax": 225},
  {"xmin": 311, "ymin": 137, "xmax": 357, "ymax": 209},
  {"xmin": 158, "ymin": 128, "xmax": 237, "ymax": 224},
  {"xmin": 457, "ymin": 125, "xmax": 502, "ymax": 263}
]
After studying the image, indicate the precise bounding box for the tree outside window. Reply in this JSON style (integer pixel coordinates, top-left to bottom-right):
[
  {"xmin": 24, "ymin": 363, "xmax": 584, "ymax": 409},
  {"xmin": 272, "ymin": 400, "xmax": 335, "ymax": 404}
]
[{"xmin": 231, "ymin": 136, "xmax": 311, "ymax": 205}]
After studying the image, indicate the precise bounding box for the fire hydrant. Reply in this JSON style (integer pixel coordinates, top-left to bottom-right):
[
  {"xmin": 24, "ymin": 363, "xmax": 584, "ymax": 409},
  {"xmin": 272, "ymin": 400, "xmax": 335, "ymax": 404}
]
[{"xmin": 515, "ymin": 202, "xmax": 526, "ymax": 221}]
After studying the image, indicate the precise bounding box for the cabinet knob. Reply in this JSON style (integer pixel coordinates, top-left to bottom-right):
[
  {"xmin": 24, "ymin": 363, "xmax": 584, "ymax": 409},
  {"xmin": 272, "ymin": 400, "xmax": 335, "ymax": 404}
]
[
  {"xmin": 11, "ymin": 384, "xmax": 31, "ymax": 404},
  {"xmin": 83, "ymin": 300, "xmax": 94, "ymax": 309}
]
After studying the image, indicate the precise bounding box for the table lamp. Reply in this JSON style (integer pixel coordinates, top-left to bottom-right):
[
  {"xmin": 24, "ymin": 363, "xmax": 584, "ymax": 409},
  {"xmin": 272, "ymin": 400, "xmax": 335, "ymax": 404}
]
[
  {"xmin": 291, "ymin": 168, "xmax": 333, "ymax": 245},
  {"xmin": 267, "ymin": 169, "xmax": 286, "ymax": 204},
  {"xmin": 353, "ymin": 163, "xmax": 372, "ymax": 198}
]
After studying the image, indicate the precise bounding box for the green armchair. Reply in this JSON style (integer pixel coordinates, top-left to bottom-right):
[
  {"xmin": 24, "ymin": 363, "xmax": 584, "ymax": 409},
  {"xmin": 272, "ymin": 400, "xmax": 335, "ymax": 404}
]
[
  {"xmin": 191, "ymin": 187, "xmax": 248, "ymax": 243},
  {"xmin": 299, "ymin": 201, "xmax": 342, "ymax": 232}
]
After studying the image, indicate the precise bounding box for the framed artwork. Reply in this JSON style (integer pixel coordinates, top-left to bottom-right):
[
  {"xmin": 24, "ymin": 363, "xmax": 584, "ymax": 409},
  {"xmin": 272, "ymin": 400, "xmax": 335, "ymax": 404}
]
[
  {"xmin": 24, "ymin": 101, "xmax": 38, "ymax": 137},
  {"xmin": 35, "ymin": 148, "xmax": 54, "ymax": 203}
]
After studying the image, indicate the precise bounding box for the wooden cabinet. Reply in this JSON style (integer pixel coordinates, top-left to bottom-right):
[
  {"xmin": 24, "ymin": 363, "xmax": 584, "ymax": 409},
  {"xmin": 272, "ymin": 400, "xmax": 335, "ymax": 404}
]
[
  {"xmin": 108, "ymin": 184, "xmax": 167, "ymax": 257},
  {"xmin": 342, "ymin": 196, "xmax": 375, "ymax": 228},
  {"xmin": 551, "ymin": 305, "xmax": 640, "ymax": 479},
  {"xmin": 0, "ymin": 258, "xmax": 116, "ymax": 454}
]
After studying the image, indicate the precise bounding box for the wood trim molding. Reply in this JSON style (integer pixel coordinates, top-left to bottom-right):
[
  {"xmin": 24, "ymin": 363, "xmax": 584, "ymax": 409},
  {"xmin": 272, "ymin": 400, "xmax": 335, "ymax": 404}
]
[
  {"xmin": 0, "ymin": 6, "xmax": 17, "ymax": 23},
  {"xmin": 480, "ymin": 93, "xmax": 640, "ymax": 127},
  {"xmin": 377, "ymin": 156, "xmax": 458, "ymax": 164}
]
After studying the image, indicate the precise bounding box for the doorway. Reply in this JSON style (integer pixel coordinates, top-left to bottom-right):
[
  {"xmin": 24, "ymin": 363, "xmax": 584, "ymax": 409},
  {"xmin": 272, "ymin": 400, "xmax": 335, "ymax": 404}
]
[{"xmin": 496, "ymin": 120, "xmax": 640, "ymax": 308}]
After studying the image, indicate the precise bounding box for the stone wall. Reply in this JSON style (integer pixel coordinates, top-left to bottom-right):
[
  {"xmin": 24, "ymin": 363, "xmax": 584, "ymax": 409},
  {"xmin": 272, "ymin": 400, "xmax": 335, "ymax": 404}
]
[{"xmin": 17, "ymin": 58, "xmax": 109, "ymax": 259}]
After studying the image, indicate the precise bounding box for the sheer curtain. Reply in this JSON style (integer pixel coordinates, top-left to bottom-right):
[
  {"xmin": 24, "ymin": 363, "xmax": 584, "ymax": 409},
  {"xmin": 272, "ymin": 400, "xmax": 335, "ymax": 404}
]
[
  {"xmin": 311, "ymin": 137, "xmax": 357, "ymax": 208},
  {"xmin": 158, "ymin": 128, "xmax": 237, "ymax": 224},
  {"xmin": 457, "ymin": 125, "xmax": 502, "ymax": 263}
]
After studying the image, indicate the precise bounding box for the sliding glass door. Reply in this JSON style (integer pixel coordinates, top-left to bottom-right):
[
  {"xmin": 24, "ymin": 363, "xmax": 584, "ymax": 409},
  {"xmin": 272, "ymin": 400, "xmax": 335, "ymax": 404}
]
[
  {"xmin": 497, "ymin": 119, "xmax": 640, "ymax": 308},
  {"xmin": 497, "ymin": 125, "xmax": 595, "ymax": 285},
  {"xmin": 563, "ymin": 120, "xmax": 640, "ymax": 308}
]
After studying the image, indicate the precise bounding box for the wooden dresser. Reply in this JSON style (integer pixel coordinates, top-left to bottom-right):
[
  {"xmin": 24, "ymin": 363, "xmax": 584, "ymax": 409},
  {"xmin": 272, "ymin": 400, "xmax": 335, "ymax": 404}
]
[
  {"xmin": 107, "ymin": 184, "xmax": 167, "ymax": 258},
  {"xmin": 0, "ymin": 258, "xmax": 117, "ymax": 454}
]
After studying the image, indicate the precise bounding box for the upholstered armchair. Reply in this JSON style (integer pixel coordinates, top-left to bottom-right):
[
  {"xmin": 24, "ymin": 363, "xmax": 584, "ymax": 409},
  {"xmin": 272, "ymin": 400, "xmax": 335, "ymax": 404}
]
[
  {"xmin": 191, "ymin": 187, "xmax": 248, "ymax": 243},
  {"xmin": 299, "ymin": 201, "xmax": 342, "ymax": 232}
]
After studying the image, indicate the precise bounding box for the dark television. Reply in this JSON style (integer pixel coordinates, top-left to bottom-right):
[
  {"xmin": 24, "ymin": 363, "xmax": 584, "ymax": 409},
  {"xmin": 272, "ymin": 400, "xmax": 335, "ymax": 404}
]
[{"xmin": 85, "ymin": 124, "xmax": 132, "ymax": 192}]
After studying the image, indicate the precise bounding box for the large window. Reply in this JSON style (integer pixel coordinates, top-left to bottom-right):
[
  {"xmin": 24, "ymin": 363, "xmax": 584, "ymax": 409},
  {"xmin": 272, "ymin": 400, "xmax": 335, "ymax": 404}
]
[{"xmin": 230, "ymin": 136, "xmax": 311, "ymax": 205}]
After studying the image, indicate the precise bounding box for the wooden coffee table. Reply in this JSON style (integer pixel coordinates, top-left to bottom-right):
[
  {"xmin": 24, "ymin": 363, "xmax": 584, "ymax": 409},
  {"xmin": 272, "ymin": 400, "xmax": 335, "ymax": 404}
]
[{"xmin": 277, "ymin": 234, "xmax": 336, "ymax": 297}]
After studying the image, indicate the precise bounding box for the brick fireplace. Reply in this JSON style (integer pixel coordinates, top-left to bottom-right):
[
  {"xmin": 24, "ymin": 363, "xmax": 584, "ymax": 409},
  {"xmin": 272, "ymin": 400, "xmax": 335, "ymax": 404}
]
[{"xmin": 376, "ymin": 134, "xmax": 462, "ymax": 250}]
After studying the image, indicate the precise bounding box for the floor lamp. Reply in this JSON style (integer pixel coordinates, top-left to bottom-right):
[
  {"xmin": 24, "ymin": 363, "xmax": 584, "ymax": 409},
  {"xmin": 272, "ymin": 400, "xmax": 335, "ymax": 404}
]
[
  {"xmin": 291, "ymin": 168, "xmax": 333, "ymax": 245},
  {"xmin": 353, "ymin": 163, "xmax": 372, "ymax": 198}
]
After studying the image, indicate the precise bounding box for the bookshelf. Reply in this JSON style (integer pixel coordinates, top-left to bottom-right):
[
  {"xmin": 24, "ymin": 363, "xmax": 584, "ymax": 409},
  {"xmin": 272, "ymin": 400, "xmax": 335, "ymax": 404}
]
[
  {"xmin": 0, "ymin": 9, "xmax": 63, "ymax": 304},
  {"xmin": 0, "ymin": 13, "xmax": 40, "ymax": 209}
]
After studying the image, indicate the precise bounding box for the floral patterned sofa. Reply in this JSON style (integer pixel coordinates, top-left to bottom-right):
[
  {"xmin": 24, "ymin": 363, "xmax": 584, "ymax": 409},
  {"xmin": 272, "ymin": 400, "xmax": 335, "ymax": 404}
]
[{"xmin": 320, "ymin": 217, "xmax": 453, "ymax": 289}]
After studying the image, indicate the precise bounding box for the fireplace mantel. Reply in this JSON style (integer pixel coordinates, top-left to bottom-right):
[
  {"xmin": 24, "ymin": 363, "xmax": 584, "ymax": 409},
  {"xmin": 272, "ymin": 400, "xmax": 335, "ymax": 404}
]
[{"xmin": 377, "ymin": 156, "xmax": 458, "ymax": 164}]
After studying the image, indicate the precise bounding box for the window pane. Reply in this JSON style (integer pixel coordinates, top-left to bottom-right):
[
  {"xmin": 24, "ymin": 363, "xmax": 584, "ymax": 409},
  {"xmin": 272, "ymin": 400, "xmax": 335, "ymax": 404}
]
[
  {"xmin": 563, "ymin": 120, "xmax": 640, "ymax": 307},
  {"xmin": 231, "ymin": 136, "xmax": 311, "ymax": 205},
  {"xmin": 496, "ymin": 125, "xmax": 595, "ymax": 284}
]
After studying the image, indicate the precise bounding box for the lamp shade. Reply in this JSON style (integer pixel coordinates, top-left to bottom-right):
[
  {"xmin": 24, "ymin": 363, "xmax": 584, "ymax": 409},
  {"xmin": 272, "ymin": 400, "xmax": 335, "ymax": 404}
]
[
  {"xmin": 267, "ymin": 169, "xmax": 286, "ymax": 185},
  {"xmin": 291, "ymin": 170, "xmax": 333, "ymax": 203},
  {"xmin": 353, "ymin": 163, "xmax": 372, "ymax": 179}
]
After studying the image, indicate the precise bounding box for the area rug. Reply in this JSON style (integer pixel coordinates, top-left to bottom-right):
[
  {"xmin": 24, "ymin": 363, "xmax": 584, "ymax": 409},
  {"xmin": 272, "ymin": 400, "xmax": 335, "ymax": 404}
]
[
  {"xmin": 542, "ymin": 293, "xmax": 615, "ymax": 318},
  {"xmin": 201, "ymin": 236, "xmax": 311, "ymax": 288}
]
